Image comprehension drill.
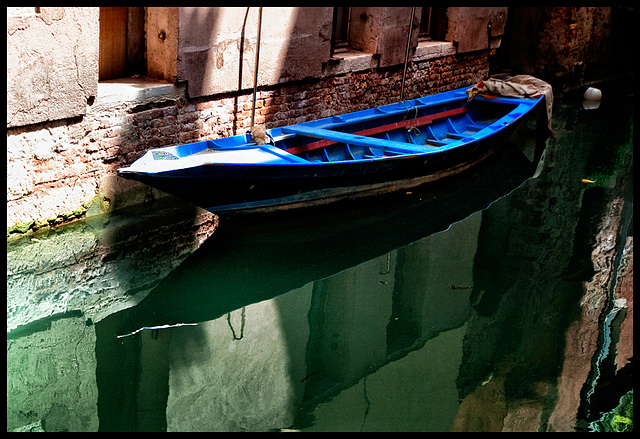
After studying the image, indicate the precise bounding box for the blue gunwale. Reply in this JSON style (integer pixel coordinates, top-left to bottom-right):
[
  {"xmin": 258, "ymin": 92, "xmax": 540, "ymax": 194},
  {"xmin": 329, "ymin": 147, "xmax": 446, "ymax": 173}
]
[{"xmin": 286, "ymin": 91, "xmax": 469, "ymax": 132}]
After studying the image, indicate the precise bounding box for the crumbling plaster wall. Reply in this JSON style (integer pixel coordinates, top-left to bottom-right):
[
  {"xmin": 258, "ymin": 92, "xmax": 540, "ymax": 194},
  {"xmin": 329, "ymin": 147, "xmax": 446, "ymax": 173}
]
[
  {"xmin": 7, "ymin": 7, "xmax": 99, "ymax": 128},
  {"xmin": 445, "ymin": 7, "xmax": 508, "ymax": 53},
  {"xmin": 349, "ymin": 7, "xmax": 416, "ymax": 68},
  {"xmin": 176, "ymin": 7, "xmax": 333, "ymax": 98},
  {"xmin": 347, "ymin": 7, "xmax": 508, "ymax": 67}
]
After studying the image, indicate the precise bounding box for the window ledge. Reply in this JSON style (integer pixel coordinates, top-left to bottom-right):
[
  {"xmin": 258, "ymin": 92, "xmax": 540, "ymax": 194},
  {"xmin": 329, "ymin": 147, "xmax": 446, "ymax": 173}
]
[
  {"xmin": 322, "ymin": 41, "xmax": 456, "ymax": 76},
  {"xmin": 413, "ymin": 41, "xmax": 456, "ymax": 61},
  {"xmin": 96, "ymin": 77, "xmax": 186, "ymax": 109},
  {"xmin": 323, "ymin": 50, "xmax": 379, "ymax": 76}
]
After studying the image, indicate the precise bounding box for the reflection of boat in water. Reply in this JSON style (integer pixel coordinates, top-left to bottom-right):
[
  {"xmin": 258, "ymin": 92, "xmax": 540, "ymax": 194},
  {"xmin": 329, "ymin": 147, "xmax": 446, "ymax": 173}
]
[{"xmin": 117, "ymin": 130, "xmax": 546, "ymax": 338}]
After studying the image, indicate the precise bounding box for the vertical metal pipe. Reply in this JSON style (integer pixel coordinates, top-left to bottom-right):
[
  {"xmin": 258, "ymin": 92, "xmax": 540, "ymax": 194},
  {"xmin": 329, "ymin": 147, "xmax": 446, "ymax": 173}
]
[
  {"xmin": 251, "ymin": 7, "xmax": 263, "ymax": 128},
  {"xmin": 400, "ymin": 7, "xmax": 416, "ymax": 102}
]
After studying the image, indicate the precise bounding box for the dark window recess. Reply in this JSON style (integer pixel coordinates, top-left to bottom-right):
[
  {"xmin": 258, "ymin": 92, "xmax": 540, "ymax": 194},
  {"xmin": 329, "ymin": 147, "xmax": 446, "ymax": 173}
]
[
  {"xmin": 419, "ymin": 7, "xmax": 433, "ymax": 40},
  {"xmin": 425, "ymin": 7, "xmax": 448, "ymax": 42},
  {"xmin": 331, "ymin": 7, "xmax": 351, "ymax": 56},
  {"xmin": 99, "ymin": 7, "xmax": 145, "ymax": 81}
]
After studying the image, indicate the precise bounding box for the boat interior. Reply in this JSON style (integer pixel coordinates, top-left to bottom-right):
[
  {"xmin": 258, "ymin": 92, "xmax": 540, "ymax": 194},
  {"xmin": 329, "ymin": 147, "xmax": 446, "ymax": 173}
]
[
  {"xmin": 270, "ymin": 99, "xmax": 519, "ymax": 163},
  {"xmin": 145, "ymin": 97, "xmax": 522, "ymax": 166}
]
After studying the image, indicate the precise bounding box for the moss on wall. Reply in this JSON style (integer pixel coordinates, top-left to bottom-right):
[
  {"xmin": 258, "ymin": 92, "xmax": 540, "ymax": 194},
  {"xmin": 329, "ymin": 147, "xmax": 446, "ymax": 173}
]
[{"xmin": 6, "ymin": 194, "xmax": 110, "ymax": 239}]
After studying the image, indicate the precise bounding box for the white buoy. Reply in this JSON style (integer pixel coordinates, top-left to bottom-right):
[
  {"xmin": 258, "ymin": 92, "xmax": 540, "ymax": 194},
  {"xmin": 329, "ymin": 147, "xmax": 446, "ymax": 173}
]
[
  {"xmin": 583, "ymin": 87, "xmax": 602, "ymax": 100},
  {"xmin": 583, "ymin": 99, "xmax": 601, "ymax": 110}
]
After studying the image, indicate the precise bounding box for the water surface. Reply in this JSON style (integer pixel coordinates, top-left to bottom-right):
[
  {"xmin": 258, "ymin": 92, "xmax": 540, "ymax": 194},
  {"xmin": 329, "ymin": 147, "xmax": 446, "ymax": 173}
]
[{"xmin": 7, "ymin": 85, "xmax": 633, "ymax": 432}]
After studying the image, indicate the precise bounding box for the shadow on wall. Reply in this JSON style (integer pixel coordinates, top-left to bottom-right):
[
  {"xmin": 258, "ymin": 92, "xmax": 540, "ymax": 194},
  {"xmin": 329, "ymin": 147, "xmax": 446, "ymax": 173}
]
[
  {"xmin": 108, "ymin": 7, "xmax": 294, "ymax": 208},
  {"xmin": 178, "ymin": 7, "xmax": 297, "ymax": 100},
  {"xmin": 88, "ymin": 15, "xmax": 306, "ymax": 425}
]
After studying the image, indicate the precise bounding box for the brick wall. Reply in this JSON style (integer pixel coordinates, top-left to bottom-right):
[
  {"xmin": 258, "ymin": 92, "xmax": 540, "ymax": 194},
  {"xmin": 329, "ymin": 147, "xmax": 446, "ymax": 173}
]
[{"xmin": 6, "ymin": 52, "xmax": 487, "ymax": 234}]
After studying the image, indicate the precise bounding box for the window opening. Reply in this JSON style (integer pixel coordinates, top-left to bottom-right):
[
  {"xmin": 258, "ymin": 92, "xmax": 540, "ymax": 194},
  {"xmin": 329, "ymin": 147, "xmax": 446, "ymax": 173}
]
[
  {"xmin": 331, "ymin": 7, "xmax": 352, "ymax": 56},
  {"xmin": 424, "ymin": 7, "xmax": 448, "ymax": 42},
  {"xmin": 418, "ymin": 7, "xmax": 432, "ymax": 40},
  {"xmin": 99, "ymin": 7, "xmax": 145, "ymax": 81}
]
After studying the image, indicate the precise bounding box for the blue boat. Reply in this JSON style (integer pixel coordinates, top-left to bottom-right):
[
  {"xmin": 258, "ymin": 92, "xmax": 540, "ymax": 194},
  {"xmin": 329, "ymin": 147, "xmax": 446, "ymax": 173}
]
[{"xmin": 118, "ymin": 86, "xmax": 545, "ymax": 214}]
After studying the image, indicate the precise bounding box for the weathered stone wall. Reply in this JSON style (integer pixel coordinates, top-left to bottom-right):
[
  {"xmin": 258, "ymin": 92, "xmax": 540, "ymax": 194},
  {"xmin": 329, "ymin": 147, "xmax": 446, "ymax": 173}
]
[
  {"xmin": 7, "ymin": 51, "xmax": 487, "ymax": 234},
  {"xmin": 7, "ymin": 315, "xmax": 99, "ymax": 432},
  {"xmin": 502, "ymin": 7, "xmax": 627, "ymax": 89},
  {"xmin": 176, "ymin": 7, "xmax": 334, "ymax": 98},
  {"xmin": 446, "ymin": 7, "xmax": 508, "ymax": 53},
  {"xmin": 156, "ymin": 7, "xmax": 504, "ymax": 98},
  {"xmin": 7, "ymin": 7, "xmax": 99, "ymax": 128},
  {"xmin": 7, "ymin": 6, "xmax": 626, "ymax": 235}
]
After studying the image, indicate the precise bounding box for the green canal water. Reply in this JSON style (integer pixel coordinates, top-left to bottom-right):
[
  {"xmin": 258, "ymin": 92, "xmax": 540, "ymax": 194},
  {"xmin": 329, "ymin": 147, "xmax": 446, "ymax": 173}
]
[{"xmin": 7, "ymin": 85, "xmax": 632, "ymax": 432}]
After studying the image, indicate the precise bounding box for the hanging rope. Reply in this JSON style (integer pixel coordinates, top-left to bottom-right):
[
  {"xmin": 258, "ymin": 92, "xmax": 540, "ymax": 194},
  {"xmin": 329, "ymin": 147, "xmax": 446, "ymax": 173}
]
[
  {"xmin": 400, "ymin": 7, "xmax": 416, "ymax": 102},
  {"xmin": 250, "ymin": 7, "xmax": 263, "ymax": 128}
]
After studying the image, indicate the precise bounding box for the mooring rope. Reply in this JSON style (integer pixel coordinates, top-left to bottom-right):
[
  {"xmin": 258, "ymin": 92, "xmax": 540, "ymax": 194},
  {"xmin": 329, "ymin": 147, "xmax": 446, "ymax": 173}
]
[{"xmin": 400, "ymin": 7, "xmax": 416, "ymax": 102}]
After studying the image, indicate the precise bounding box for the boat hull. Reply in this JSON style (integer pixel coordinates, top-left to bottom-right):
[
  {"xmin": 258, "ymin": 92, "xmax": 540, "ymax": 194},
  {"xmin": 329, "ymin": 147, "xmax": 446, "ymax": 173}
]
[
  {"xmin": 118, "ymin": 87, "xmax": 545, "ymax": 214},
  {"xmin": 125, "ymin": 134, "xmax": 500, "ymax": 213}
]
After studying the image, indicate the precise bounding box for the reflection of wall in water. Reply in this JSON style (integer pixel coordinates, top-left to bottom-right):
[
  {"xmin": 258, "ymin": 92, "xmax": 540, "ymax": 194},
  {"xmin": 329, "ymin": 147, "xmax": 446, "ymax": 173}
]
[
  {"xmin": 300, "ymin": 211, "xmax": 481, "ymax": 431},
  {"xmin": 6, "ymin": 198, "xmax": 216, "ymax": 432},
  {"xmin": 165, "ymin": 283, "xmax": 313, "ymax": 432},
  {"xmin": 163, "ymin": 210, "xmax": 481, "ymax": 431},
  {"xmin": 6, "ymin": 199, "xmax": 216, "ymax": 333},
  {"xmin": 7, "ymin": 314, "xmax": 99, "ymax": 432}
]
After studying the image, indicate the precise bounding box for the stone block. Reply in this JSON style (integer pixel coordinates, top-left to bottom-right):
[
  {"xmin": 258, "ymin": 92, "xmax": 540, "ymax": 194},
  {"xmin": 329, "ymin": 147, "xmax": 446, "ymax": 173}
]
[{"xmin": 7, "ymin": 8, "xmax": 99, "ymax": 128}]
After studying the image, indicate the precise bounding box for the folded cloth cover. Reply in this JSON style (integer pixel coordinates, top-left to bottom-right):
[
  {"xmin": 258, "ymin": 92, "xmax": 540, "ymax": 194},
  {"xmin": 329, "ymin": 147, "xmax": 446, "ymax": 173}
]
[{"xmin": 466, "ymin": 75, "xmax": 553, "ymax": 127}]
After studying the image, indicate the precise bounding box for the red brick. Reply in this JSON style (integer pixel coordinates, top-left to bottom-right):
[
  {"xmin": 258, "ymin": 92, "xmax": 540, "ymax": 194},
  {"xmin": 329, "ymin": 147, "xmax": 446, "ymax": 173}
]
[
  {"xmin": 179, "ymin": 131, "xmax": 200, "ymax": 143},
  {"xmin": 196, "ymin": 101, "xmax": 214, "ymax": 111},
  {"xmin": 134, "ymin": 108, "xmax": 164, "ymax": 122},
  {"xmin": 178, "ymin": 112, "xmax": 199, "ymax": 124},
  {"xmin": 260, "ymin": 105, "xmax": 280, "ymax": 116},
  {"xmin": 160, "ymin": 125, "xmax": 180, "ymax": 136},
  {"xmin": 162, "ymin": 106, "xmax": 179, "ymax": 116}
]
